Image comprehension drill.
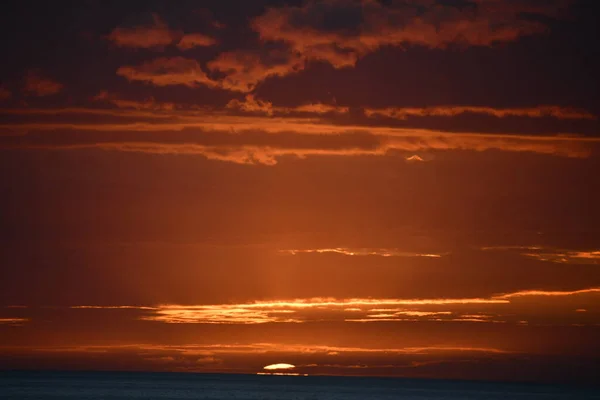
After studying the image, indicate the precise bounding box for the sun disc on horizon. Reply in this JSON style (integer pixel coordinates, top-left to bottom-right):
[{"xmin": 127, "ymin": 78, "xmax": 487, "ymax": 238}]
[{"xmin": 263, "ymin": 363, "xmax": 295, "ymax": 370}]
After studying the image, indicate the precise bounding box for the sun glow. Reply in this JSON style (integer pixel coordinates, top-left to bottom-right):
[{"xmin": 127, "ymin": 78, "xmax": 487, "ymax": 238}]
[{"xmin": 263, "ymin": 363, "xmax": 296, "ymax": 370}]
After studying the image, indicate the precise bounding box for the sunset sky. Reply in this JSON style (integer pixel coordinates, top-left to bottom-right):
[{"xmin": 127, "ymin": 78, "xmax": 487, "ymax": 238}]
[{"xmin": 0, "ymin": 0, "xmax": 599, "ymax": 384}]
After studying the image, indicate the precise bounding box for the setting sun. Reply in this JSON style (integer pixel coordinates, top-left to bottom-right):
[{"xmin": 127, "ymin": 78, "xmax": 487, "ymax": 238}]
[{"xmin": 263, "ymin": 363, "xmax": 296, "ymax": 371}]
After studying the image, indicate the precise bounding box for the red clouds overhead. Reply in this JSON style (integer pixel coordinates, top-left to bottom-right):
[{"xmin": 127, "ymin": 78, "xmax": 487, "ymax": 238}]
[
  {"xmin": 108, "ymin": 1, "xmax": 569, "ymax": 92},
  {"xmin": 251, "ymin": 0, "xmax": 566, "ymax": 73},
  {"xmin": 0, "ymin": 86, "xmax": 11, "ymax": 101},
  {"xmin": 108, "ymin": 13, "xmax": 216, "ymax": 50},
  {"xmin": 226, "ymin": 95, "xmax": 349, "ymax": 115},
  {"xmin": 365, "ymin": 105, "xmax": 597, "ymax": 120},
  {"xmin": 1, "ymin": 106, "xmax": 596, "ymax": 164},
  {"xmin": 116, "ymin": 57, "xmax": 218, "ymax": 88},
  {"xmin": 108, "ymin": 14, "xmax": 180, "ymax": 49},
  {"xmin": 23, "ymin": 70, "xmax": 63, "ymax": 96},
  {"xmin": 176, "ymin": 33, "xmax": 217, "ymax": 50},
  {"xmin": 207, "ymin": 50, "xmax": 305, "ymax": 92},
  {"xmin": 92, "ymin": 91, "xmax": 176, "ymax": 111}
]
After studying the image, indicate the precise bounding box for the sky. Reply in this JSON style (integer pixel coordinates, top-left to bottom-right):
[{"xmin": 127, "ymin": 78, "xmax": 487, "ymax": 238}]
[{"xmin": 0, "ymin": 0, "xmax": 599, "ymax": 384}]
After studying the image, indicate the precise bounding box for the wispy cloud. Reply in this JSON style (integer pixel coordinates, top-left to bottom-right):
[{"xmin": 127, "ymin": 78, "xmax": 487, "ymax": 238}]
[
  {"xmin": 482, "ymin": 246, "xmax": 600, "ymax": 265},
  {"xmin": 206, "ymin": 49, "xmax": 304, "ymax": 92},
  {"xmin": 365, "ymin": 106, "xmax": 596, "ymax": 121},
  {"xmin": 279, "ymin": 248, "xmax": 443, "ymax": 257},
  {"xmin": 1, "ymin": 107, "xmax": 597, "ymax": 164},
  {"xmin": 70, "ymin": 305, "xmax": 156, "ymax": 310},
  {"xmin": 107, "ymin": 13, "xmax": 216, "ymax": 51},
  {"xmin": 405, "ymin": 154, "xmax": 426, "ymax": 162},
  {"xmin": 495, "ymin": 288, "xmax": 600, "ymax": 299},
  {"xmin": 0, "ymin": 318, "xmax": 29, "ymax": 326},
  {"xmin": 68, "ymin": 287, "xmax": 600, "ymax": 325},
  {"xmin": 92, "ymin": 90, "xmax": 176, "ymax": 111},
  {"xmin": 225, "ymin": 95, "xmax": 349, "ymax": 115},
  {"xmin": 0, "ymin": 86, "xmax": 11, "ymax": 101},
  {"xmin": 108, "ymin": 14, "xmax": 180, "ymax": 49},
  {"xmin": 246, "ymin": 0, "xmax": 567, "ymax": 83},
  {"xmin": 135, "ymin": 298, "xmax": 504, "ymax": 324},
  {"xmin": 176, "ymin": 33, "xmax": 217, "ymax": 50},
  {"xmin": 23, "ymin": 70, "xmax": 63, "ymax": 96},
  {"xmin": 0, "ymin": 342, "xmax": 511, "ymax": 356},
  {"xmin": 116, "ymin": 57, "xmax": 218, "ymax": 88}
]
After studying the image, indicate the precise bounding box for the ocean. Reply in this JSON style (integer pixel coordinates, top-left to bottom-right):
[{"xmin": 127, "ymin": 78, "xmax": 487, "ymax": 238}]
[{"xmin": 0, "ymin": 371, "xmax": 598, "ymax": 400}]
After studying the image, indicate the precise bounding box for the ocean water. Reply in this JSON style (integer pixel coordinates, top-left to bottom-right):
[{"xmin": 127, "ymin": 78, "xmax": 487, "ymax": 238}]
[{"xmin": 0, "ymin": 371, "xmax": 598, "ymax": 400}]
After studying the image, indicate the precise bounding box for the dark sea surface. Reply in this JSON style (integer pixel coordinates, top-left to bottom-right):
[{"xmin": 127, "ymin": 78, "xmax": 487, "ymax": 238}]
[{"xmin": 0, "ymin": 371, "xmax": 598, "ymax": 400}]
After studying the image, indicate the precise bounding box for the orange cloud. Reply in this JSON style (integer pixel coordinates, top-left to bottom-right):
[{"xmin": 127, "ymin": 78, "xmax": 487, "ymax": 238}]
[
  {"xmin": 494, "ymin": 288, "xmax": 600, "ymax": 299},
  {"xmin": 482, "ymin": 246, "xmax": 600, "ymax": 265},
  {"xmin": 405, "ymin": 154, "xmax": 426, "ymax": 162},
  {"xmin": 1, "ymin": 107, "xmax": 598, "ymax": 163},
  {"xmin": 293, "ymin": 103, "xmax": 349, "ymax": 114},
  {"xmin": 226, "ymin": 95, "xmax": 349, "ymax": 115},
  {"xmin": 365, "ymin": 105, "xmax": 596, "ymax": 121},
  {"xmin": 108, "ymin": 14, "xmax": 181, "ymax": 49},
  {"xmin": 70, "ymin": 305, "xmax": 156, "ymax": 310},
  {"xmin": 207, "ymin": 49, "xmax": 304, "ymax": 92},
  {"xmin": 24, "ymin": 70, "xmax": 63, "ymax": 96},
  {"xmin": 250, "ymin": 0, "xmax": 567, "ymax": 75},
  {"xmin": 108, "ymin": 13, "xmax": 217, "ymax": 51},
  {"xmin": 0, "ymin": 342, "xmax": 511, "ymax": 357},
  {"xmin": 136, "ymin": 297, "xmax": 508, "ymax": 324},
  {"xmin": 0, "ymin": 86, "xmax": 11, "ymax": 101},
  {"xmin": 279, "ymin": 248, "xmax": 443, "ymax": 257},
  {"xmin": 0, "ymin": 318, "xmax": 29, "ymax": 325},
  {"xmin": 226, "ymin": 94, "xmax": 274, "ymax": 114},
  {"xmin": 65, "ymin": 286, "xmax": 600, "ymax": 326},
  {"xmin": 177, "ymin": 33, "xmax": 217, "ymax": 50},
  {"xmin": 92, "ymin": 91, "xmax": 176, "ymax": 111},
  {"xmin": 116, "ymin": 57, "xmax": 218, "ymax": 88}
]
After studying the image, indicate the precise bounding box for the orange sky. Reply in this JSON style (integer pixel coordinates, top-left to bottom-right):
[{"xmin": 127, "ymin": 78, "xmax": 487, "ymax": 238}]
[{"xmin": 0, "ymin": 0, "xmax": 599, "ymax": 384}]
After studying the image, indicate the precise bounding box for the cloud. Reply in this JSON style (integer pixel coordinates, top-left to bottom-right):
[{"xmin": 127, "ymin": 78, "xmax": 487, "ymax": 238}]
[
  {"xmin": 249, "ymin": 0, "xmax": 568, "ymax": 77},
  {"xmin": 0, "ymin": 342, "xmax": 511, "ymax": 361},
  {"xmin": 64, "ymin": 286, "xmax": 600, "ymax": 326},
  {"xmin": 0, "ymin": 86, "xmax": 11, "ymax": 101},
  {"xmin": 177, "ymin": 33, "xmax": 217, "ymax": 50},
  {"xmin": 494, "ymin": 288, "xmax": 600, "ymax": 299},
  {"xmin": 225, "ymin": 94, "xmax": 274, "ymax": 114},
  {"xmin": 70, "ymin": 305, "xmax": 156, "ymax": 310},
  {"xmin": 0, "ymin": 318, "xmax": 29, "ymax": 326},
  {"xmin": 1, "ymin": 107, "xmax": 598, "ymax": 164},
  {"xmin": 226, "ymin": 95, "xmax": 349, "ymax": 115},
  {"xmin": 365, "ymin": 105, "xmax": 596, "ymax": 121},
  {"xmin": 108, "ymin": 13, "xmax": 181, "ymax": 49},
  {"xmin": 116, "ymin": 57, "xmax": 218, "ymax": 88},
  {"xmin": 92, "ymin": 90, "xmax": 176, "ymax": 111},
  {"xmin": 482, "ymin": 246, "xmax": 600, "ymax": 265},
  {"xmin": 9, "ymin": 342, "xmax": 598, "ymax": 382},
  {"xmin": 278, "ymin": 248, "xmax": 443, "ymax": 257},
  {"xmin": 207, "ymin": 49, "xmax": 305, "ymax": 92},
  {"xmin": 24, "ymin": 70, "xmax": 63, "ymax": 96},
  {"xmin": 122, "ymin": 1, "xmax": 570, "ymax": 91},
  {"xmin": 405, "ymin": 154, "xmax": 426, "ymax": 162},
  {"xmin": 108, "ymin": 13, "xmax": 217, "ymax": 51},
  {"xmin": 138, "ymin": 297, "xmax": 509, "ymax": 324}
]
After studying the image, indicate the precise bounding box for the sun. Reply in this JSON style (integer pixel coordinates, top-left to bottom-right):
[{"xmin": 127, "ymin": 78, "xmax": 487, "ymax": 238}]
[
  {"xmin": 257, "ymin": 363, "xmax": 307, "ymax": 376},
  {"xmin": 263, "ymin": 363, "xmax": 296, "ymax": 370}
]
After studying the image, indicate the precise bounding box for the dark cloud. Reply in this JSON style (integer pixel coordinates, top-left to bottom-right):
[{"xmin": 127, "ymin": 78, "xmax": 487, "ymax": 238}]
[
  {"xmin": 116, "ymin": 57, "xmax": 218, "ymax": 88},
  {"xmin": 249, "ymin": 0, "xmax": 569, "ymax": 78},
  {"xmin": 23, "ymin": 70, "xmax": 63, "ymax": 96},
  {"xmin": 107, "ymin": 13, "xmax": 217, "ymax": 50}
]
